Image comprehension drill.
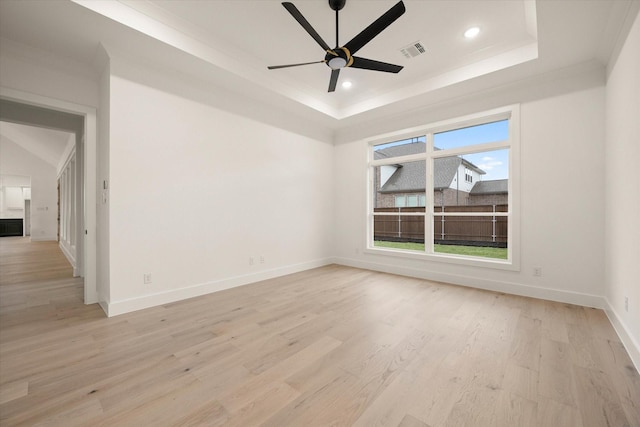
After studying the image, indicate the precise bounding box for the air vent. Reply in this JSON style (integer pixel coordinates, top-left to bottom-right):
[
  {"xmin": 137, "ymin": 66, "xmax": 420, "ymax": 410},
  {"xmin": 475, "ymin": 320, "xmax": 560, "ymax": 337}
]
[{"xmin": 400, "ymin": 41, "xmax": 426, "ymax": 59}]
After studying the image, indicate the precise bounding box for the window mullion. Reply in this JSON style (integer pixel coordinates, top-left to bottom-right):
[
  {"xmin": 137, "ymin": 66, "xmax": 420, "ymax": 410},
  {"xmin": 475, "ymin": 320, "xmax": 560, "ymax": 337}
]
[
  {"xmin": 371, "ymin": 152, "xmax": 427, "ymax": 167},
  {"xmin": 430, "ymin": 140, "xmax": 509, "ymax": 158},
  {"xmin": 426, "ymin": 132, "xmax": 434, "ymax": 255},
  {"xmin": 435, "ymin": 212, "xmax": 509, "ymax": 217},
  {"xmin": 374, "ymin": 211, "xmax": 427, "ymax": 216}
]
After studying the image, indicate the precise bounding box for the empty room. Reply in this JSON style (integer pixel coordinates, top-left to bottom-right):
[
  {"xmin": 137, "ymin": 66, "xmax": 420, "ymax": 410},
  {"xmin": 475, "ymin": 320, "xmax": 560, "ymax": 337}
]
[{"xmin": 0, "ymin": 0, "xmax": 638, "ymax": 425}]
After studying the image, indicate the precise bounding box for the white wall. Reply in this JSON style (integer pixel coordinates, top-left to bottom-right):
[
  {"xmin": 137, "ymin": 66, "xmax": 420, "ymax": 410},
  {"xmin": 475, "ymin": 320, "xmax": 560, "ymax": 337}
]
[
  {"xmin": 0, "ymin": 137, "xmax": 58, "ymax": 240},
  {"xmin": 0, "ymin": 38, "xmax": 98, "ymax": 108},
  {"xmin": 104, "ymin": 56, "xmax": 335, "ymax": 314},
  {"xmin": 334, "ymin": 70, "xmax": 606, "ymax": 307},
  {"xmin": 0, "ymin": 174, "xmax": 30, "ymax": 219},
  {"xmin": 604, "ymin": 11, "xmax": 640, "ymax": 366}
]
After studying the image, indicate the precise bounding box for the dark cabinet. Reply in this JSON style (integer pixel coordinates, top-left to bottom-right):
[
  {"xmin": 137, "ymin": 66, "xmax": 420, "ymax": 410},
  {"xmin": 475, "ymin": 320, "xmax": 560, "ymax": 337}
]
[{"xmin": 0, "ymin": 219, "xmax": 24, "ymax": 237}]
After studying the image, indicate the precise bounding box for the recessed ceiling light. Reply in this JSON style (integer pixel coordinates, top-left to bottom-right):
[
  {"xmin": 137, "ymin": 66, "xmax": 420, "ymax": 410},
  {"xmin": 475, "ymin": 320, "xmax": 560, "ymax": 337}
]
[
  {"xmin": 464, "ymin": 27, "xmax": 480, "ymax": 39},
  {"xmin": 342, "ymin": 81, "xmax": 352, "ymax": 89}
]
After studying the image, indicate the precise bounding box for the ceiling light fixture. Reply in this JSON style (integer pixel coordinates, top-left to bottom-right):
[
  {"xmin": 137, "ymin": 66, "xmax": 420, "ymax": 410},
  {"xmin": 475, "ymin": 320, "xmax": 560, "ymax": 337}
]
[
  {"xmin": 328, "ymin": 57, "xmax": 348, "ymax": 70},
  {"xmin": 342, "ymin": 81, "xmax": 352, "ymax": 89},
  {"xmin": 464, "ymin": 27, "xmax": 480, "ymax": 39}
]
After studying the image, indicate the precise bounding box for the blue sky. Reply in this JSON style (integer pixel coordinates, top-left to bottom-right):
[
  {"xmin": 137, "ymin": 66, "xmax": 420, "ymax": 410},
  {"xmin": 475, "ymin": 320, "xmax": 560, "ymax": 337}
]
[
  {"xmin": 460, "ymin": 149, "xmax": 509, "ymax": 180},
  {"xmin": 435, "ymin": 120, "xmax": 509, "ymax": 180}
]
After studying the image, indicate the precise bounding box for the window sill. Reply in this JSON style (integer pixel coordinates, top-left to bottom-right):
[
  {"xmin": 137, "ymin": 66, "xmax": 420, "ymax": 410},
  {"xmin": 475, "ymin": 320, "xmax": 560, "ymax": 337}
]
[{"xmin": 363, "ymin": 246, "xmax": 520, "ymax": 271}]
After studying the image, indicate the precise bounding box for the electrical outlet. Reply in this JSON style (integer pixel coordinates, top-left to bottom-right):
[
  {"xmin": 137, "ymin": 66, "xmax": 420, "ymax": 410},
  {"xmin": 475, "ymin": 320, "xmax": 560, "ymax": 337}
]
[
  {"xmin": 143, "ymin": 273, "xmax": 152, "ymax": 284},
  {"xmin": 260, "ymin": 255, "xmax": 265, "ymax": 264},
  {"xmin": 625, "ymin": 297, "xmax": 629, "ymax": 312},
  {"xmin": 533, "ymin": 267, "xmax": 542, "ymax": 277},
  {"xmin": 249, "ymin": 257, "xmax": 254, "ymax": 266}
]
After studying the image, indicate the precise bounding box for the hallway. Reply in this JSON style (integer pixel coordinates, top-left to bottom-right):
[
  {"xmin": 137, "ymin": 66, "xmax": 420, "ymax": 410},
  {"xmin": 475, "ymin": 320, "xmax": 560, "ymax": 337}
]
[{"xmin": 0, "ymin": 236, "xmax": 83, "ymax": 314}]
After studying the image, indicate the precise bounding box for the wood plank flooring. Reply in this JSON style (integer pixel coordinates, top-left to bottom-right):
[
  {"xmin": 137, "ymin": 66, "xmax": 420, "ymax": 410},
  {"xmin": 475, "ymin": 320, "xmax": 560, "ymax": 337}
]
[
  {"xmin": 0, "ymin": 236, "xmax": 74, "ymax": 285},
  {"xmin": 1, "ymin": 236, "xmax": 639, "ymax": 426}
]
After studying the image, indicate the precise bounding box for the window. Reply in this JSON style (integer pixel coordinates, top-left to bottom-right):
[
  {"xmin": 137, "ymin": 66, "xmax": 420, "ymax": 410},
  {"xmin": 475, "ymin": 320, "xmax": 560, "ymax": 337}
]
[
  {"xmin": 465, "ymin": 168, "xmax": 473, "ymax": 183},
  {"xmin": 394, "ymin": 195, "xmax": 406, "ymax": 207},
  {"xmin": 368, "ymin": 106, "xmax": 519, "ymax": 268},
  {"xmin": 394, "ymin": 194, "xmax": 427, "ymax": 207}
]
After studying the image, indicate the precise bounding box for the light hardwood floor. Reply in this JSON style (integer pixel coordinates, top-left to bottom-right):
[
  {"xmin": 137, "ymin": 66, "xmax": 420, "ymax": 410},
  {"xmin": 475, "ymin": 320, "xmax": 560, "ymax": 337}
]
[{"xmin": 1, "ymin": 236, "xmax": 639, "ymax": 426}]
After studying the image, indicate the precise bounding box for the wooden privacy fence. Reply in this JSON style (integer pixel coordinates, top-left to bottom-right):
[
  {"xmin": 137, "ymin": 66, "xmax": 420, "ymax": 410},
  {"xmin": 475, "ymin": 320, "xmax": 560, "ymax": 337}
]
[{"xmin": 374, "ymin": 205, "xmax": 508, "ymax": 247}]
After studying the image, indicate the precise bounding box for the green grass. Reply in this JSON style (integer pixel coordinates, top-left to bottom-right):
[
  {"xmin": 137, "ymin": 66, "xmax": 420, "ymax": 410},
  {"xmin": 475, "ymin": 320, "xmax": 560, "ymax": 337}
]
[{"xmin": 374, "ymin": 240, "xmax": 507, "ymax": 259}]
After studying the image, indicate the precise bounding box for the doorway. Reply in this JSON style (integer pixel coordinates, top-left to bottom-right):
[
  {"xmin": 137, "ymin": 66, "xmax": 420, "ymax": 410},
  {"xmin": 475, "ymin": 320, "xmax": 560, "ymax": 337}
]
[{"xmin": 0, "ymin": 88, "xmax": 97, "ymax": 304}]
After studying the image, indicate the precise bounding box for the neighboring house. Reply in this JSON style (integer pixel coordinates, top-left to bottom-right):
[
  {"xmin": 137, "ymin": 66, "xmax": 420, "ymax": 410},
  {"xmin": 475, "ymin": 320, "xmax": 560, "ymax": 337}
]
[
  {"xmin": 374, "ymin": 141, "xmax": 507, "ymax": 207},
  {"xmin": 469, "ymin": 179, "xmax": 509, "ymax": 205}
]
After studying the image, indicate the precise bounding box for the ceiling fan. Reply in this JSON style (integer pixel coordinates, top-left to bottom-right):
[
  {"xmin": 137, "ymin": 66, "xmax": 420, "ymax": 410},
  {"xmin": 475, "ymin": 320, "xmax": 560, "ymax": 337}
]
[{"xmin": 268, "ymin": 0, "xmax": 406, "ymax": 92}]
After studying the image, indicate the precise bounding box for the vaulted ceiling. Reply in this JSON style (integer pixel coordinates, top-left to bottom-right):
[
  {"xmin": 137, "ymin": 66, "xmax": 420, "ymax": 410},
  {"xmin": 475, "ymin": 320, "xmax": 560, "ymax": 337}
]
[
  {"xmin": 0, "ymin": 122, "xmax": 73, "ymax": 169},
  {"xmin": 0, "ymin": 0, "xmax": 637, "ymax": 131}
]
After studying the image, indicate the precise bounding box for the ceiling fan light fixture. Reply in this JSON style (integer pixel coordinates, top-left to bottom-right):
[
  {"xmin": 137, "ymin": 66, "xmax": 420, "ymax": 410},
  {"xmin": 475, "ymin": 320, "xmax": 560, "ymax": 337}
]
[
  {"xmin": 328, "ymin": 57, "xmax": 347, "ymax": 70},
  {"xmin": 464, "ymin": 26, "xmax": 480, "ymax": 39}
]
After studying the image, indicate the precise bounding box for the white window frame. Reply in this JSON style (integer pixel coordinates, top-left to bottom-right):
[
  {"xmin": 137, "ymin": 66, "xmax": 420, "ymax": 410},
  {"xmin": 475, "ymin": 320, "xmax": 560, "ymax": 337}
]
[{"xmin": 366, "ymin": 105, "xmax": 520, "ymax": 271}]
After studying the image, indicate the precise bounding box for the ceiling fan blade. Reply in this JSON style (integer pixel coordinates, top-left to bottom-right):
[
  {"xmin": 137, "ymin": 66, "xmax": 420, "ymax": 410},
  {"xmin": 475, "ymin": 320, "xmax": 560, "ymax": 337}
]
[
  {"xmin": 328, "ymin": 69, "xmax": 340, "ymax": 92},
  {"xmin": 344, "ymin": 1, "xmax": 406, "ymax": 55},
  {"xmin": 282, "ymin": 2, "xmax": 331, "ymax": 52},
  {"xmin": 268, "ymin": 60, "xmax": 325, "ymax": 70},
  {"xmin": 350, "ymin": 56, "xmax": 403, "ymax": 73}
]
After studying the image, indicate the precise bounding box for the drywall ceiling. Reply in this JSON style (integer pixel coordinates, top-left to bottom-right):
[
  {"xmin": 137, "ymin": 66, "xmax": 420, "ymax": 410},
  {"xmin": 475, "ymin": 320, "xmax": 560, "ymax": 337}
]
[
  {"xmin": 0, "ymin": 0, "xmax": 636, "ymax": 128},
  {"xmin": 0, "ymin": 121, "xmax": 74, "ymax": 168}
]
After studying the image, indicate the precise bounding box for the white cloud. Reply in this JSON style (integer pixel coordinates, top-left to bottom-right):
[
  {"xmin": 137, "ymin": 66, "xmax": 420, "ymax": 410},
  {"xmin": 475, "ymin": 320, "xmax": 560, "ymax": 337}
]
[
  {"xmin": 465, "ymin": 152, "xmax": 509, "ymax": 179},
  {"xmin": 477, "ymin": 157, "xmax": 503, "ymax": 171}
]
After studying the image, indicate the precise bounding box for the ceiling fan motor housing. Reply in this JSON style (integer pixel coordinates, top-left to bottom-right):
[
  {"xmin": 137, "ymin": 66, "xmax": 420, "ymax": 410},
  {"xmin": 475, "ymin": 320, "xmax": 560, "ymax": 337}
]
[
  {"xmin": 325, "ymin": 47, "xmax": 353, "ymax": 69},
  {"xmin": 329, "ymin": 0, "xmax": 346, "ymax": 11}
]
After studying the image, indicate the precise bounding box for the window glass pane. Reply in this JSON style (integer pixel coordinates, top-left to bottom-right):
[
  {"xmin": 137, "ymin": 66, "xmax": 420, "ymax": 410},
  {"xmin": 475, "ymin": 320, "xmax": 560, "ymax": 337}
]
[
  {"xmin": 433, "ymin": 149, "xmax": 509, "ymax": 210},
  {"xmin": 373, "ymin": 161, "xmax": 425, "ymax": 209},
  {"xmin": 434, "ymin": 120, "xmax": 508, "ymax": 151},
  {"xmin": 374, "ymin": 213, "xmax": 425, "ymax": 252},
  {"xmin": 419, "ymin": 195, "xmax": 426, "ymax": 206},
  {"xmin": 433, "ymin": 215, "xmax": 508, "ymax": 259},
  {"xmin": 374, "ymin": 136, "xmax": 426, "ymax": 158},
  {"xmin": 407, "ymin": 195, "xmax": 418, "ymax": 207}
]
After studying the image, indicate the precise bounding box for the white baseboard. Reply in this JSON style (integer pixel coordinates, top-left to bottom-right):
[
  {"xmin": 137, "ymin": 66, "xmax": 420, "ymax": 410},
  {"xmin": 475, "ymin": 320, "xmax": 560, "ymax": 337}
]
[
  {"xmin": 59, "ymin": 242, "xmax": 77, "ymax": 274},
  {"xmin": 332, "ymin": 256, "xmax": 606, "ymax": 309},
  {"xmin": 103, "ymin": 258, "xmax": 334, "ymax": 317},
  {"xmin": 98, "ymin": 301, "xmax": 109, "ymax": 315},
  {"xmin": 604, "ymin": 300, "xmax": 640, "ymax": 372}
]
